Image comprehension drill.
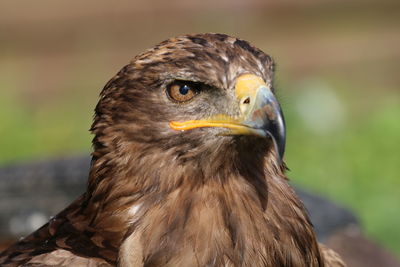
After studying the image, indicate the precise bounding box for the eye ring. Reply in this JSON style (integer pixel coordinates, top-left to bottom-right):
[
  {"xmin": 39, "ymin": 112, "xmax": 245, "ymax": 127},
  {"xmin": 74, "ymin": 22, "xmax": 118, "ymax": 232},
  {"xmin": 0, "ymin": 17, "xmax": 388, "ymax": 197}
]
[{"xmin": 166, "ymin": 80, "xmax": 200, "ymax": 103}]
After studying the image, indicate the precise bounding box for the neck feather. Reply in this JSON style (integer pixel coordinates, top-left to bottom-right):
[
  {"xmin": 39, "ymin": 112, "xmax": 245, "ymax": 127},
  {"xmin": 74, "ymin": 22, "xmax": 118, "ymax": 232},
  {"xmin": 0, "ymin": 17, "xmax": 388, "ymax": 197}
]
[{"xmin": 80, "ymin": 139, "xmax": 322, "ymax": 266}]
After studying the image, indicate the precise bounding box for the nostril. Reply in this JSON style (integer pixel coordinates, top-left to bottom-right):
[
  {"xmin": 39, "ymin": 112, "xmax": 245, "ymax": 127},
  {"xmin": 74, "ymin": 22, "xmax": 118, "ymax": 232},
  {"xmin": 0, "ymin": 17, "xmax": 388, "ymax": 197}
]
[{"xmin": 243, "ymin": 97, "xmax": 250, "ymax": 104}]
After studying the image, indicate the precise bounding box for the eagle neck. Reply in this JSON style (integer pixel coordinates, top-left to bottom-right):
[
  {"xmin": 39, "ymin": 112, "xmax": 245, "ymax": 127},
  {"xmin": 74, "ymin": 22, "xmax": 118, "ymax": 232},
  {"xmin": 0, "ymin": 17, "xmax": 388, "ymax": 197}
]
[{"xmin": 82, "ymin": 139, "xmax": 323, "ymax": 266}]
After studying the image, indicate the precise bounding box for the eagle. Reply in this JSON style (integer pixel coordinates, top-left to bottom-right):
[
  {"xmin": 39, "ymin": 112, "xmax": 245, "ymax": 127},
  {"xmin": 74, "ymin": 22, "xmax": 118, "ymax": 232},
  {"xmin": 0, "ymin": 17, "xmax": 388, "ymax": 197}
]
[{"xmin": 0, "ymin": 33, "xmax": 345, "ymax": 267}]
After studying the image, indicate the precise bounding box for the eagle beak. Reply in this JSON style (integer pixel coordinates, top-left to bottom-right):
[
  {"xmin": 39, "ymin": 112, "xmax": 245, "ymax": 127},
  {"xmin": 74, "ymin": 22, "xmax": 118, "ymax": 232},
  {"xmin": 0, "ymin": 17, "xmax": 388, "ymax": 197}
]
[{"xmin": 170, "ymin": 74, "xmax": 286, "ymax": 161}]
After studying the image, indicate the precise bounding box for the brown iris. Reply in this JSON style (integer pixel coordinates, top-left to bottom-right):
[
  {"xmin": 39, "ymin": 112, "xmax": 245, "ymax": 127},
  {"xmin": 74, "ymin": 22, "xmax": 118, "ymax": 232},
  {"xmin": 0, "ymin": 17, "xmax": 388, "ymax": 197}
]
[{"xmin": 167, "ymin": 81, "xmax": 199, "ymax": 103}]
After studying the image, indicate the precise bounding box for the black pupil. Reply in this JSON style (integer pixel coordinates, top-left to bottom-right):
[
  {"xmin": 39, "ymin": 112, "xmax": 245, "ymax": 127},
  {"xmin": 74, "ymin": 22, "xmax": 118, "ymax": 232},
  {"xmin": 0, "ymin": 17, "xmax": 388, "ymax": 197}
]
[{"xmin": 179, "ymin": 84, "xmax": 190, "ymax": 95}]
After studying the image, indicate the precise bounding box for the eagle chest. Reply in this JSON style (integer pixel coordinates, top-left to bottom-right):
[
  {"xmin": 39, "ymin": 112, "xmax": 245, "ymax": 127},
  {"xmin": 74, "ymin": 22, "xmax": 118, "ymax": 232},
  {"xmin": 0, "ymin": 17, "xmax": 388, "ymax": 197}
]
[{"xmin": 118, "ymin": 193, "xmax": 316, "ymax": 267}]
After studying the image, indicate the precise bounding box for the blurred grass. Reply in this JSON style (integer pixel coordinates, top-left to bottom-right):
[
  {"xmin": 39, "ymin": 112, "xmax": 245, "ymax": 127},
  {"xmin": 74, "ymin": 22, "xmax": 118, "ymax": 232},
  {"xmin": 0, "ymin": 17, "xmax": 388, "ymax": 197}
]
[
  {"xmin": 284, "ymin": 89, "xmax": 400, "ymax": 256},
  {"xmin": 0, "ymin": 0, "xmax": 399, "ymax": 258},
  {"xmin": 0, "ymin": 74, "xmax": 93, "ymax": 162}
]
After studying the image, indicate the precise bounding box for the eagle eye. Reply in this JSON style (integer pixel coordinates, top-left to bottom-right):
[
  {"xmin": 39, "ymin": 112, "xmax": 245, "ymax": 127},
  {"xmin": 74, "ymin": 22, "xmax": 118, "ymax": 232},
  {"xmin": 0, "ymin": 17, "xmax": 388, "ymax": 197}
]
[{"xmin": 167, "ymin": 80, "xmax": 200, "ymax": 103}]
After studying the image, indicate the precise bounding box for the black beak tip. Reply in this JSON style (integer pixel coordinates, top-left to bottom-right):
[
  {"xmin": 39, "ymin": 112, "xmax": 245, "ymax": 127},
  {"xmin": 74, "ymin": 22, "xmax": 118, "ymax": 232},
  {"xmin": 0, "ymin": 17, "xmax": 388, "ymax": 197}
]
[
  {"xmin": 276, "ymin": 137, "xmax": 286, "ymax": 163},
  {"xmin": 265, "ymin": 112, "xmax": 286, "ymax": 163},
  {"xmin": 267, "ymin": 128, "xmax": 286, "ymax": 163}
]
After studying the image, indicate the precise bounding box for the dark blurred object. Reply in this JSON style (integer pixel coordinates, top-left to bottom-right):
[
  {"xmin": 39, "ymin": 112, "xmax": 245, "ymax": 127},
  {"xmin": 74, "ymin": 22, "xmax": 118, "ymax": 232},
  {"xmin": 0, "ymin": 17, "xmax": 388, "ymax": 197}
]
[
  {"xmin": 327, "ymin": 226, "xmax": 400, "ymax": 267},
  {"xmin": 0, "ymin": 156, "xmax": 398, "ymax": 266},
  {"xmin": 0, "ymin": 156, "xmax": 88, "ymax": 241}
]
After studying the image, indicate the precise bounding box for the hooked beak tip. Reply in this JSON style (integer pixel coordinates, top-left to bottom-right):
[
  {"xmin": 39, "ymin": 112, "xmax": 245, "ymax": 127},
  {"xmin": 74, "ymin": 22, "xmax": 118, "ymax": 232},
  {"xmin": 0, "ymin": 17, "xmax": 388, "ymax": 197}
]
[
  {"xmin": 241, "ymin": 84, "xmax": 286, "ymax": 162},
  {"xmin": 266, "ymin": 123, "xmax": 286, "ymax": 163}
]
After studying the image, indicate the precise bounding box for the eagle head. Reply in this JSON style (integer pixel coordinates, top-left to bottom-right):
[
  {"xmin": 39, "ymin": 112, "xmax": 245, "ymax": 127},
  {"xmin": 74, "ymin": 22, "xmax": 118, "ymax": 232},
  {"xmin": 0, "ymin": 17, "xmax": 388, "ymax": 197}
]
[{"xmin": 91, "ymin": 33, "xmax": 285, "ymax": 184}]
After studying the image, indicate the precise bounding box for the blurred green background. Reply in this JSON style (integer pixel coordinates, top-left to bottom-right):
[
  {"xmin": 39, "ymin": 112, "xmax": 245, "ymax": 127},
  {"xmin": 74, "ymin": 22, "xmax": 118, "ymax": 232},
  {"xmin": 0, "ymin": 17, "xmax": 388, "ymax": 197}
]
[{"xmin": 1, "ymin": 0, "xmax": 399, "ymax": 257}]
